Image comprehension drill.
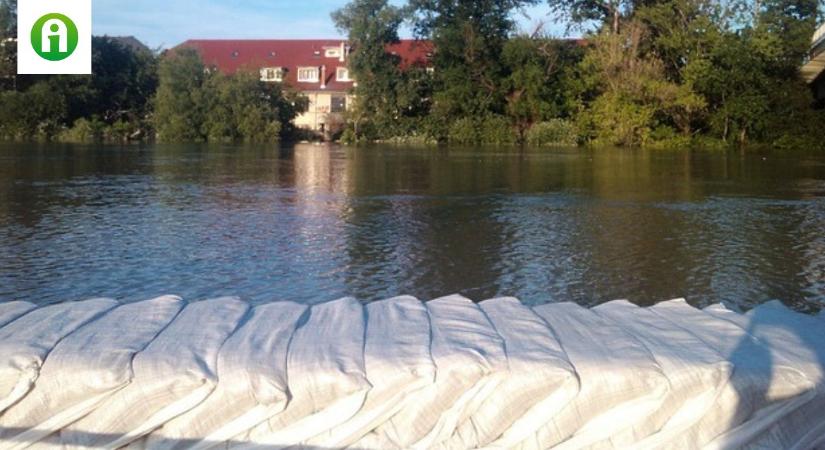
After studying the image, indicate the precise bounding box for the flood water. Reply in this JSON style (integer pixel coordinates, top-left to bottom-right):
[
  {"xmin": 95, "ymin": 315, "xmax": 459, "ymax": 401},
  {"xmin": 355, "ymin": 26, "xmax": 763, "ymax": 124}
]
[{"xmin": 0, "ymin": 143, "xmax": 823, "ymax": 312}]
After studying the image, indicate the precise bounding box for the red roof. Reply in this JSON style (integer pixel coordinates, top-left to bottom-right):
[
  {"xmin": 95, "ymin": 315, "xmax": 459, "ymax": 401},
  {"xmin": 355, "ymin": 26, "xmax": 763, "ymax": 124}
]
[{"xmin": 177, "ymin": 39, "xmax": 432, "ymax": 92}]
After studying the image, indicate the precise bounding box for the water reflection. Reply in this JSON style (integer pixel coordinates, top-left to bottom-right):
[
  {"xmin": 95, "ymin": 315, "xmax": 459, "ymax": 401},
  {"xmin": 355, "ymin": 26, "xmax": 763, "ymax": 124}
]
[{"xmin": 0, "ymin": 143, "xmax": 823, "ymax": 312}]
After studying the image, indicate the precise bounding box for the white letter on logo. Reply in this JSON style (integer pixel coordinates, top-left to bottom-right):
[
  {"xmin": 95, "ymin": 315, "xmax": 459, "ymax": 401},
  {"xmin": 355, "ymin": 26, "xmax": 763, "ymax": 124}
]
[{"xmin": 41, "ymin": 18, "xmax": 67, "ymax": 53}]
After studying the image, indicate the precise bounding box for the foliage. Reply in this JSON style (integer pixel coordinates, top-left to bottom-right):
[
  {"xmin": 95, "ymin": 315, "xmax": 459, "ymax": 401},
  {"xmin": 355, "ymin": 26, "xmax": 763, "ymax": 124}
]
[
  {"xmin": 0, "ymin": 36, "xmax": 158, "ymax": 140},
  {"xmin": 448, "ymin": 114, "xmax": 517, "ymax": 145},
  {"xmin": 0, "ymin": 0, "xmax": 16, "ymax": 88},
  {"xmin": 409, "ymin": 0, "xmax": 538, "ymax": 121},
  {"xmin": 503, "ymin": 37, "xmax": 584, "ymax": 140},
  {"xmin": 526, "ymin": 119, "xmax": 578, "ymax": 146},
  {"xmin": 153, "ymin": 49, "xmax": 306, "ymax": 143}
]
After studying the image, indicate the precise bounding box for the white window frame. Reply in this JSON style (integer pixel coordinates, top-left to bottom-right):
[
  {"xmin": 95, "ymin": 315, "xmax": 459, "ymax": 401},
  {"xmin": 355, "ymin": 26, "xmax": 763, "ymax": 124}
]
[
  {"xmin": 297, "ymin": 66, "xmax": 320, "ymax": 83},
  {"xmin": 260, "ymin": 67, "xmax": 283, "ymax": 82},
  {"xmin": 325, "ymin": 48, "xmax": 341, "ymax": 58},
  {"xmin": 336, "ymin": 67, "xmax": 352, "ymax": 82}
]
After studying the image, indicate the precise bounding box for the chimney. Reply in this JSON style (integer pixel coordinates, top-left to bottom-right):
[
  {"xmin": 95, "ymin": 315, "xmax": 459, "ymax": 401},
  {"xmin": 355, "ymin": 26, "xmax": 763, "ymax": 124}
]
[{"xmin": 320, "ymin": 65, "xmax": 326, "ymax": 89}]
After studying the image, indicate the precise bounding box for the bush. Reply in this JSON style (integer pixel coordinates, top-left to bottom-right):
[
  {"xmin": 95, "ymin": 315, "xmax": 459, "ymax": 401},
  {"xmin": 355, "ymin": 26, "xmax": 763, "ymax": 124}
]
[
  {"xmin": 58, "ymin": 118, "xmax": 105, "ymax": 142},
  {"xmin": 448, "ymin": 117, "xmax": 479, "ymax": 144},
  {"xmin": 526, "ymin": 119, "xmax": 578, "ymax": 146},
  {"xmin": 480, "ymin": 115, "xmax": 517, "ymax": 145},
  {"xmin": 448, "ymin": 115, "xmax": 517, "ymax": 145}
]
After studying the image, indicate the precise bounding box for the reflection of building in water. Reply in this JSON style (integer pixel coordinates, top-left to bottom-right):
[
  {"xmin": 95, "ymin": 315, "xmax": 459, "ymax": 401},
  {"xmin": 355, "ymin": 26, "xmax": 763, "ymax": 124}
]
[{"xmin": 292, "ymin": 144, "xmax": 350, "ymax": 194}]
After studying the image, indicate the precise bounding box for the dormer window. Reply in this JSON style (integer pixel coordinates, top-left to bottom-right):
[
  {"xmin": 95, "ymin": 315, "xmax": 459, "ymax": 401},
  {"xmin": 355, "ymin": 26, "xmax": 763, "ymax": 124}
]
[
  {"xmin": 231, "ymin": 51, "xmax": 239, "ymax": 58},
  {"xmin": 325, "ymin": 48, "xmax": 341, "ymax": 58},
  {"xmin": 260, "ymin": 67, "xmax": 283, "ymax": 82},
  {"xmin": 336, "ymin": 67, "xmax": 352, "ymax": 82},
  {"xmin": 297, "ymin": 67, "xmax": 320, "ymax": 83}
]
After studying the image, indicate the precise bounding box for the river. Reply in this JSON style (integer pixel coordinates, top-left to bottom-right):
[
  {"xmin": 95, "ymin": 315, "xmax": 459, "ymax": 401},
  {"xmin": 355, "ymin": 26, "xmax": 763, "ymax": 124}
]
[{"xmin": 0, "ymin": 143, "xmax": 822, "ymax": 312}]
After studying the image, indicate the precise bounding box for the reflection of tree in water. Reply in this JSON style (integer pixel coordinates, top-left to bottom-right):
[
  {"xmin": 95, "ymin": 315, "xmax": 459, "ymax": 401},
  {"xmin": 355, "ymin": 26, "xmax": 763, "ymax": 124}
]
[{"xmin": 340, "ymin": 148, "xmax": 515, "ymax": 301}]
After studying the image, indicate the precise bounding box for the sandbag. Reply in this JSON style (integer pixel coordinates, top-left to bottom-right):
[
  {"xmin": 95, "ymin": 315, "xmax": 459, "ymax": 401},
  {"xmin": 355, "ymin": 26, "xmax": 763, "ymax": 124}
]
[
  {"xmin": 703, "ymin": 301, "xmax": 825, "ymax": 450},
  {"xmin": 437, "ymin": 297, "xmax": 579, "ymax": 450},
  {"xmin": 649, "ymin": 299, "xmax": 815, "ymax": 449},
  {"xmin": 58, "ymin": 297, "xmax": 249, "ymax": 450},
  {"xmin": 355, "ymin": 294, "xmax": 506, "ymax": 449},
  {"xmin": 0, "ymin": 298, "xmax": 118, "ymax": 415},
  {"xmin": 0, "ymin": 301, "xmax": 36, "ymax": 329},
  {"xmin": 237, "ymin": 297, "xmax": 369, "ymax": 449},
  {"xmin": 302, "ymin": 296, "xmax": 435, "ymax": 448},
  {"xmin": 592, "ymin": 300, "xmax": 733, "ymax": 449},
  {"xmin": 0, "ymin": 295, "xmax": 185, "ymax": 450},
  {"xmin": 146, "ymin": 301, "xmax": 308, "ymax": 450},
  {"xmin": 522, "ymin": 302, "xmax": 670, "ymax": 450}
]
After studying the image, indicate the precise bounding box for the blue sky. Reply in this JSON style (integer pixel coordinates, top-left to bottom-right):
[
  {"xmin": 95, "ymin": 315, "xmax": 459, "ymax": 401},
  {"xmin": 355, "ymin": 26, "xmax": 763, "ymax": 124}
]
[{"xmin": 92, "ymin": 0, "xmax": 572, "ymax": 49}]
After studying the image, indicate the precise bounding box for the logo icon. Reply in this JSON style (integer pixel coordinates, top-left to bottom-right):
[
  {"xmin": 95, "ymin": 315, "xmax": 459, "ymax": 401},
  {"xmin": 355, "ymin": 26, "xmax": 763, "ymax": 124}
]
[{"xmin": 30, "ymin": 13, "xmax": 79, "ymax": 61}]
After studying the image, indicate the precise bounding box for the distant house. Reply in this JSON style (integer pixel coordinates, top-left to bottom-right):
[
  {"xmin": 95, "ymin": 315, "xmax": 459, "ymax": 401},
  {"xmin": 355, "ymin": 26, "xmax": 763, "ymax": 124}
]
[{"xmin": 177, "ymin": 39, "xmax": 433, "ymax": 134}]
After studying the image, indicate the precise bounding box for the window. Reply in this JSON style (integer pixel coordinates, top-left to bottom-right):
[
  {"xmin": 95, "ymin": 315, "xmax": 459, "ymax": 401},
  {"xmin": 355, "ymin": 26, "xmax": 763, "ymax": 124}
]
[
  {"xmin": 325, "ymin": 48, "xmax": 341, "ymax": 58},
  {"xmin": 260, "ymin": 67, "xmax": 283, "ymax": 82},
  {"xmin": 336, "ymin": 67, "xmax": 351, "ymax": 82},
  {"xmin": 297, "ymin": 67, "xmax": 319, "ymax": 83},
  {"xmin": 331, "ymin": 96, "xmax": 347, "ymax": 113}
]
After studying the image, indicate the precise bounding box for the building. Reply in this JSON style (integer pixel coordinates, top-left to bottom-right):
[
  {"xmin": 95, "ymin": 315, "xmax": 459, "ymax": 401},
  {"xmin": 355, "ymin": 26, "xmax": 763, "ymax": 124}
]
[
  {"xmin": 177, "ymin": 39, "xmax": 432, "ymax": 135},
  {"xmin": 802, "ymin": 23, "xmax": 825, "ymax": 105}
]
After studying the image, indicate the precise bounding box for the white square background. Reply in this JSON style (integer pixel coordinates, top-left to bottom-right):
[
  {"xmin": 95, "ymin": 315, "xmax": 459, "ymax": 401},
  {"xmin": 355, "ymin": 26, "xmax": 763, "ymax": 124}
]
[{"xmin": 17, "ymin": 0, "xmax": 92, "ymax": 74}]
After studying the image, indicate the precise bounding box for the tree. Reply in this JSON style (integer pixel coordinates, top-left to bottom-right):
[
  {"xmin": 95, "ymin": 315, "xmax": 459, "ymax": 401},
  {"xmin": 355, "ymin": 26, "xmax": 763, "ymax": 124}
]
[
  {"xmin": 332, "ymin": 0, "xmax": 407, "ymax": 138},
  {"xmin": 547, "ymin": 0, "xmax": 634, "ymax": 33},
  {"xmin": 153, "ymin": 48, "xmax": 209, "ymax": 142},
  {"xmin": 503, "ymin": 36, "xmax": 583, "ymax": 139},
  {"xmin": 409, "ymin": 0, "xmax": 538, "ymax": 120},
  {"xmin": 154, "ymin": 48, "xmax": 306, "ymax": 143},
  {"xmin": 0, "ymin": 0, "xmax": 17, "ymax": 89}
]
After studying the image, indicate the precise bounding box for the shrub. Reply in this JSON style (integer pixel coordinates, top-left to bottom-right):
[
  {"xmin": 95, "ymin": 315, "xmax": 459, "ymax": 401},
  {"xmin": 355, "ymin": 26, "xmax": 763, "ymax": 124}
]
[
  {"xmin": 58, "ymin": 118, "xmax": 105, "ymax": 142},
  {"xmin": 480, "ymin": 115, "xmax": 517, "ymax": 145},
  {"xmin": 448, "ymin": 117, "xmax": 479, "ymax": 144},
  {"xmin": 526, "ymin": 119, "xmax": 578, "ymax": 146},
  {"xmin": 448, "ymin": 115, "xmax": 517, "ymax": 145}
]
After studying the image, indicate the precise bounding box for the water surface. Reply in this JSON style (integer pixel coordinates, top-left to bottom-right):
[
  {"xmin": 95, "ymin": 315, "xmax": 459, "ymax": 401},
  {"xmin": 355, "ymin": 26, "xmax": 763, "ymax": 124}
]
[{"xmin": 0, "ymin": 143, "xmax": 823, "ymax": 312}]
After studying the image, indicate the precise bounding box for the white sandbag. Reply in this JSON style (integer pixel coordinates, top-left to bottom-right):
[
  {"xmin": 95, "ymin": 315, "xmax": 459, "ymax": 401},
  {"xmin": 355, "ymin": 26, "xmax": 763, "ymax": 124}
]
[
  {"xmin": 302, "ymin": 296, "xmax": 435, "ymax": 448},
  {"xmin": 145, "ymin": 301, "xmax": 308, "ymax": 450},
  {"xmin": 0, "ymin": 295, "xmax": 185, "ymax": 450},
  {"xmin": 649, "ymin": 299, "xmax": 815, "ymax": 449},
  {"xmin": 58, "ymin": 297, "xmax": 249, "ymax": 449},
  {"xmin": 436, "ymin": 297, "xmax": 579, "ymax": 450},
  {"xmin": 703, "ymin": 301, "xmax": 825, "ymax": 450},
  {"xmin": 237, "ymin": 297, "xmax": 369, "ymax": 449},
  {"xmin": 0, "ymin": 301, "xmax": 36, "ymax": 328},
  {"xmin": 522, "ymin": 302, "xmax": 670, "ymax": 450},
  {"xmin": 355, "ymin": 294, "xmax": 506, "ymax": 449},
  {"xmin": 592, "ymin": 300, "xmax": 733, "ymax": 449},
  {"xmin": 0, "ymin": 298, "xmax": 118, "ymax": 415}
]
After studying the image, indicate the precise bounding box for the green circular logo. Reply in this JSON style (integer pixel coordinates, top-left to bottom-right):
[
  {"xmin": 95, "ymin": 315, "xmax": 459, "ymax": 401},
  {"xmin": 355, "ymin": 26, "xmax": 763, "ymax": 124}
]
[{"xmin": 30, "ymin": 13, "xmax": 79, "ymax": 61}]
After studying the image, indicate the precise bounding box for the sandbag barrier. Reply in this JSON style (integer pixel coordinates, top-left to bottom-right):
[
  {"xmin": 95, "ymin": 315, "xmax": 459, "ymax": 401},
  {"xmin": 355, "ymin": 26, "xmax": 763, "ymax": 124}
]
[{"xmin": 0, "ymin": 295, "xmax": 823, "ymax": 449}]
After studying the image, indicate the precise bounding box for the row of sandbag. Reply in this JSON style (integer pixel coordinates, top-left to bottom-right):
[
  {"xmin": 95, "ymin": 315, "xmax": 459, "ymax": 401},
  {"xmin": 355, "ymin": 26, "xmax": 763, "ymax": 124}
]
[{"xmin": 0, "ymin": 295, "xmax": 823, "ymax": 449}]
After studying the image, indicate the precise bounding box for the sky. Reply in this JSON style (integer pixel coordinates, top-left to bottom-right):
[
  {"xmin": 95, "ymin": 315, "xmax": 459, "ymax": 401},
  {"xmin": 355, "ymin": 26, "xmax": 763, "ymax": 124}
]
[{"xmin": 91, "ymin": 0, "xmax": 572, "ymax": 49}]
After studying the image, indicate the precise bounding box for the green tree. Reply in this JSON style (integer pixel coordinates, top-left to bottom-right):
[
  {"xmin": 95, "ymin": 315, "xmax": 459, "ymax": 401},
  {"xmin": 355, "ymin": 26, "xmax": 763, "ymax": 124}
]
[
  {"xmin": 0, "ymin": 0, "xmax": 17, "ymax": 89},
  {"xmin": 409, "ymin": 0, "xmax": 538, "ymax": 122},
  {"xmin": 154, "ymin": 49, "xmax": 306, "ymax": 143},
  {"xmin": 503, "ymin": 36, "xmax": 583, "ymax": 140},
  {"xmin": 153, "ymin": 48, "xmax": 208, "ymax": 142}
]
